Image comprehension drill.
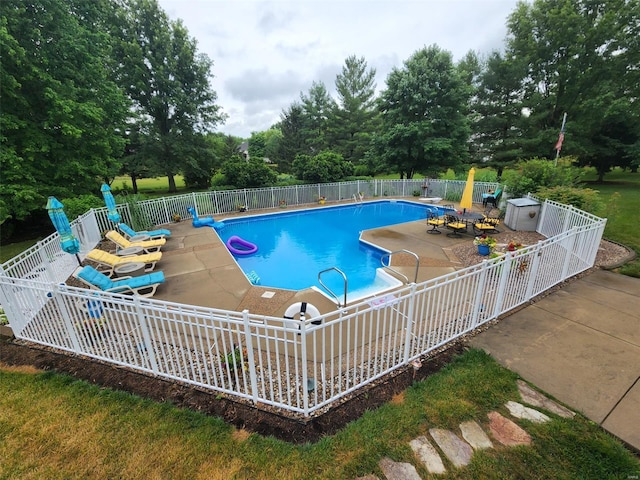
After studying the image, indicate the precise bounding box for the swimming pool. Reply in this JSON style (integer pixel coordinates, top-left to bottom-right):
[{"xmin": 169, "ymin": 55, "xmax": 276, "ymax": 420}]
[{"xmin": 216, "ymin": 201, "xmax": 450, "ymax": 298}]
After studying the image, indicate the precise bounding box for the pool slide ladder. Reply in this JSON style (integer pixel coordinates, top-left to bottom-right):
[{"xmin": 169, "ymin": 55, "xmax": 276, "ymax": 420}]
[{"xmin": 317, "ymin": 250, "xmax": 419, "ymax": 307}]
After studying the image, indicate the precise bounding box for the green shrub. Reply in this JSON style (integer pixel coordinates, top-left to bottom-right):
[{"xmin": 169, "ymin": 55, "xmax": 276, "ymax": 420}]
[
  {"xmin": 121, "ymin": 194, "xmax": 153, "ymax": 231},
  {"xmin": 473, "ymin": 169, "xmax": 498, "ymax": 183},
  {"xmin": 502, "ymin": 157, "xmax": 584, "ymax": 197},
  {"xmin": 439, "ymin": 168, "xmax": 458, "ymax": 180},
  {"xmin": 222, "ymin": 159, "xmax": 277, "ymax": 188},
  {"xmin": 62, "ymin": 195, "xmax": 104, "ymax": 221},
  {"xmin": 535, "ymin": 186, "xmax": 604, "ymax": 214}
]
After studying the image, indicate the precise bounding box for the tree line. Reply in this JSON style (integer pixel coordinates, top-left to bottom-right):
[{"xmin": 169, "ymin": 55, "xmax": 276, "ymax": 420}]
[{"xmin": 1, "ymin": 0, "xmax": 638, "ymax": 239}]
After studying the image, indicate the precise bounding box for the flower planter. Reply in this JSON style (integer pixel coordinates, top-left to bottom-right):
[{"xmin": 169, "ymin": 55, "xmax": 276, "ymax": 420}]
[
  {"xmin": 477, "ymin": 244, "xmax": 491, "ymax": 256},
  {"xmin": 318, "ymin": 200, "xmax": 325, "ymax": 205}
]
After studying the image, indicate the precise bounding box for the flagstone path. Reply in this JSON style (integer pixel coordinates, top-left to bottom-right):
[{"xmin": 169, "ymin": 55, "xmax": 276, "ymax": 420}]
[{"xmin": 355, "ymin": 379, "xmax": 576, "ymax": 479}]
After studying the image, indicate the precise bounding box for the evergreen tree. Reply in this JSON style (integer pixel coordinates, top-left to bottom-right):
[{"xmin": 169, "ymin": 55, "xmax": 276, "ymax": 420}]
[{"xmin": 331, "ymin": 55, "xmax": 379, "ymax": 166}]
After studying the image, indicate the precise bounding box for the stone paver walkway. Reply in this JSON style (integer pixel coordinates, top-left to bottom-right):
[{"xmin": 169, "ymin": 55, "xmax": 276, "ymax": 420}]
[{"xmin": 355, "ymin": 380, "xmax": 574, "ymax": 480}]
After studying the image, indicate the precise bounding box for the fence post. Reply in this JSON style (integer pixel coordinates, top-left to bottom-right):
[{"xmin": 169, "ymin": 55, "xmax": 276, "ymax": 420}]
[
  {"xmin": 492, "ymin": 253, "xmax": 513, "ymax": 318},
  {"xmin": 403, "ymin": 284, "xmax": 418, "ymax": 363},
  {"xmin": 299, "ymin": 317, "xmax": 309, "ymax": 417},
  {"xmin": 36, "ymin": 241, "xmax": 57, "ymax": 283},
  {"xmin": 242, "ymin": 309, "xmax": 259, "ymax": 405},
  {"xmin": 191, "ymin": 192, "xmax": 197, "ymax": 215},
  {"xmin": 471, "ymin": 261, "xmax": 490, "ymax": 328},
  {"xmin": 54, "ymin": 284, "xmax": 82, "ymax": 351},
  {"xmin": 134, "ymin": 296, "xmax": 158, "ymax": 373},
  {"xmin": 560, "ymin": 227, "xmax": 578, "ymax": 280},
  {"xmin": 524, "ymin": 241, "xmax": 544, "ymax": 299}
]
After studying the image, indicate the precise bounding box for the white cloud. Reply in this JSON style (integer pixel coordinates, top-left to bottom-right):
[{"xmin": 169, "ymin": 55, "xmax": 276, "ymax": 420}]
[{"xmin": 159, "ymin": 0, "xmax": 521, "ymax": 138}]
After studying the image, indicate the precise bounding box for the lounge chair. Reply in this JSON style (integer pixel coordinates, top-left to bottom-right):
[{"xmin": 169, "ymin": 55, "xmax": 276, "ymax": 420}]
[
  {"xmin": 85, "ymin": 249, "xmax": 162, "ymax": 277},
  {"xmin": 118, "ymin": 223, "xmax": 171, "ymax": 240},
  {"xmin": 426, "ymin": 211, "xmax": 445, "ymax": 234},
  {"xmin": 482, "ymin": 188, "xmax": 502, "ymax": 208},
  {"xmin": 73, "ymin": 265, "xmax": 164, "ymax": 297},
  {"xmin": 445, "ymin": 215, "xmax": 467, "ymax": 238},
  {"xmin": 105, "ymin": 230, "xmax": 165, "ymax": 253}
]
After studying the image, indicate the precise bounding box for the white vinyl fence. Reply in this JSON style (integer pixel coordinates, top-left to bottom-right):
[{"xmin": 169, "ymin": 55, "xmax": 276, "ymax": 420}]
[{"xmin": 0, "ymin": 182, "xmax": 605, "ymax": 417}]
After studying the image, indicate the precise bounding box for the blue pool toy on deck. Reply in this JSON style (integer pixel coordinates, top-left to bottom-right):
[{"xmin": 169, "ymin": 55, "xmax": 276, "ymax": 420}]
[{"xmin": 186, "ymin": 207, "xmax": 225, "ymax": 230}]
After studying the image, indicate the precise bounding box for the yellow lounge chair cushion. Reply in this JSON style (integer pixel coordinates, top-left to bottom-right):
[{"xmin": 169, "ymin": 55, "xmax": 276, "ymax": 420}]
[
  {"xmin": 474, "ymin": 222, "xmax": 496, "ymax": 231},
  {"xmin": 106, "ymin": 231, "xmax": 166, "ymax": 249},
  {"xmin": 86, "ymin": 249, "xmax": 162, "ymax": 266}
]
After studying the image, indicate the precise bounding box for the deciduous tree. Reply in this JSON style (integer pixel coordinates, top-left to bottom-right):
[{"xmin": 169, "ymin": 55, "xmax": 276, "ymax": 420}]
[
  {"xmin": 114, "ymin": 0, "xmax": 224, "ymax": 192},
  {"xmin": 375, "ymin": 45, "xmax": 471, "ymax": 178},
  {"xmin": 0, "ymin": 0, "xmax": 128, "ymax": 224}
]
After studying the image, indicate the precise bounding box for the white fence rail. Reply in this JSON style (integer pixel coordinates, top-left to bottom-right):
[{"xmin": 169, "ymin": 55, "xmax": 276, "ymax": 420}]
[
  {"xmin": 0, "ymin": 184, "xmax": 605, "ymax": 417},
  {"xmin": 91, "ymin": 178, "xmax": 499, "ymax": 233}
]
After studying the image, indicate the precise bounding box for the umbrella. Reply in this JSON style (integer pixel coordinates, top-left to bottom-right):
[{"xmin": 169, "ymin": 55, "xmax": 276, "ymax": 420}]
[
  {"xmin": 459, "ymin": 167, "xmax": 475, "ymax": 213},
  {"xmin": 101, "ymin": 183, "xmax": 121, "ymax": 223},
  {"xmin": 46, "ymin": 196, "xmax": 81, "ymax": 265}
]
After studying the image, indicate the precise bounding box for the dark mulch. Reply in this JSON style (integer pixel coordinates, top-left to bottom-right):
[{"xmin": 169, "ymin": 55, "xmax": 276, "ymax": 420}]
[{"xmin": 0, "ymin": 336, "xmax": 466, "ymax": 444}]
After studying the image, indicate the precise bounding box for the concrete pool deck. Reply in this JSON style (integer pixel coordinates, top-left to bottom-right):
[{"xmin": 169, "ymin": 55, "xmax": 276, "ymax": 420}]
[{"xmin": 151, "ymin": 200, "xmax": 470, "ymax": 317}]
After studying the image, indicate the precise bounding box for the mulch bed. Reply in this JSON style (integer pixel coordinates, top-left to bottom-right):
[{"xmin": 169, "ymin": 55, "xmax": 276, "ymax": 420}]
[{"xmin": 0, "ymin": 336, "xmax": 466, "ymax": 443}]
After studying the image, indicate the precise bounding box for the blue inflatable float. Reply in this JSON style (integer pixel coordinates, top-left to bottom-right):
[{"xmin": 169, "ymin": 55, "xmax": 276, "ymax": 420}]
[{"xmin": 186, "ymin": 207, "xmax": 225, "ymax": 230}]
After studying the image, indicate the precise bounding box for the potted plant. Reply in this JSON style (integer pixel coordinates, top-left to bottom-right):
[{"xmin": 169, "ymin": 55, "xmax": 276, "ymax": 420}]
[
  {"xmin": 172, "ymin": 213, "xmax": 181, "ymax": 222},
  {"xmin": 473, "ymin": 235, "xmax": 497, "ymax": 256},
  {"xmin": 279, "ymin": 199, "xmax": 287, "ymax": 208},
  {"xmin": 238, "ymin": 205, "xmax": 247, "ymax": 212},
  {"xmin": 507, "ymin": 241, "xmax": 524, "ymax": 252},
  {"xmin": 318, "ymin": 196, "xmax": 326, "ymax": 205}
]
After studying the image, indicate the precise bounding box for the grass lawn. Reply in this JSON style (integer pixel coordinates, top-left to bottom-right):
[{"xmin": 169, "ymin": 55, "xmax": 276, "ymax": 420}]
[
  {"xmin": 1, "ymin": 349, "xmax": 637, "ymax": 479},
  {"xmin": 112, "ymin": 175, "xmax": 187, "ymax": 194},
  {"xmin": 582, "ymin": 167, "xmax": 640, "ymax": 277},
  {"xmin": 0, "ymin": 238, "xmax": 41, "ymax": 264}
]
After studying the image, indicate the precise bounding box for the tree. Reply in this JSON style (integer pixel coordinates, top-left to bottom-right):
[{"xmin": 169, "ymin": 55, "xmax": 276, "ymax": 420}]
[
  {"xmin": 375, "ymin": 45, "xmax": 471, "ymax": 178},
  {"xmin": 291, "ymin": 151, "xmax": 354, "ymax": 183},
  {"xmin": 506, "ymin": 0, "xmax": 640, "ymax": 174},
  {"xmin": 0, "ymin": 0, "xmax": 128, "ymax": 225},
  {"xmin": 248, "ymin": 128, "xmax": 283, "ymax": 162},
  {"xmin": 181, "ymin": 133, "xmax": 220, "ymax": 189},
  {"xmin": 277, "ymin": 103, "xmax": 306, "ymax": 173},
  {"xmin": 222, "ymin": 159, "xmax": 277, "ymax": 189},
  {"xmin": 299, "ymin": 81, "xmax": 336, "ymax": 153},
  {"xmin": 472, "ymin": 51, "xmax": 528, "ymax": 177},
  {"xmin": 331, "ymin": 55, "xmax": 379, "ymax": 166},
  {"xmin": 114, "ymin": 0, "xmax": 224, "ymax": 192}
]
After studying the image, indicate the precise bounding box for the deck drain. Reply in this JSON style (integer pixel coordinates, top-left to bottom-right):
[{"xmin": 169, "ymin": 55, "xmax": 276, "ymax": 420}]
[{"xmin": 261, "ymin": 291, "xmax": 276, "ymax": 299}]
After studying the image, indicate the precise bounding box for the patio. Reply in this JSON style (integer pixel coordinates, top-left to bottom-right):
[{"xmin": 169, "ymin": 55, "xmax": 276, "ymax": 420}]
[{"xmin": 143, "ymin": 200, "xmax": 473, "ymax": 317}]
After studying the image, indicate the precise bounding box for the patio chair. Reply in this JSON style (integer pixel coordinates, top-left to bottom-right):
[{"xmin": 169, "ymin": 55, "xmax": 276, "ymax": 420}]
[
  {"xmin": 118, "ymin": 223, "xmax": 171, "ymax": 240},
  {"xmin": 85, "ymin": 249, "xmax": 162, "ymax": 277},
  {"xmin": 73, "ymin": 265, "xmax": 164, "ymax": 298},
  {"xmin": 105, "ymin": 230, "xmax": 165, "ymax": 253},
  {"xmin": 445, "ymin": 215, "xmax": 467, "ymax": 238},
  {"xmin": 426, "ymin": 211, "xmax": 445, "ymax": 234},
  {"xmin": 473, "ymin": 219, "xmax": 500, "ymax": 235}
]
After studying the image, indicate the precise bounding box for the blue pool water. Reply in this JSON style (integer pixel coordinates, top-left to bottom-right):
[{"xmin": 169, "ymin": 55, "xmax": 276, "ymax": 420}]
[{"xmin": 216, "ymin": 201, "xmax": 449, "ymax": 295}]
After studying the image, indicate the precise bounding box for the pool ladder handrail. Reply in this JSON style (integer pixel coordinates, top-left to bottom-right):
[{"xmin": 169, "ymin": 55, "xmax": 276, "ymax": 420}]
[
  {"xmin": 380, "ymin": 249, "xmax": 420, "ymax": 284},
  {"xmin": 318, "ymin": 267, "xmax": 348, "ymax": 308}
]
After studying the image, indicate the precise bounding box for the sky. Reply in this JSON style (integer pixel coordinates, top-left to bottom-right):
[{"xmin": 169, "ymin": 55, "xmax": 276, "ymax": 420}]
[{"xmin": 158, "ymin": 0, "xmax": 522, "ymax": 138}]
